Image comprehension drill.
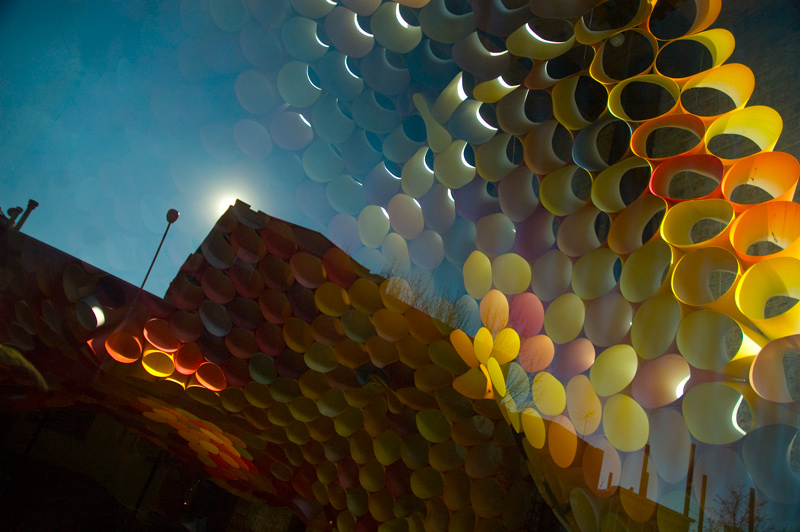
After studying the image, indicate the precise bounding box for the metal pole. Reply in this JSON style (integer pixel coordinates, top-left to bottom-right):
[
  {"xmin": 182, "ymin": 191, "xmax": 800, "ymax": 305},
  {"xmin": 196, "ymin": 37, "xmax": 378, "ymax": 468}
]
[
  {"xmin": 698, "ymin": 474, "xmax": 707, "ymax": 532},
  {"xmin": 139, "ymin": 209, "xmax": 179, "ymax": 292},
  {"xmin": 684, "ymin": 443, "xmax": 696, "ymax": 516}
]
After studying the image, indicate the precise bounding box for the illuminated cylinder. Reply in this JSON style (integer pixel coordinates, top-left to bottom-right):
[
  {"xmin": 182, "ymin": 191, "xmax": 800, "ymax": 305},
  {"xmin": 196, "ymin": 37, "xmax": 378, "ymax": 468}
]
[
  {"xmin": 566, "ymin": 375, "xmax": 602, "ymax": 436},
  {"xmin": 475, "ymin": 213, "xmax": 515, "ymax": 257},
  {"xmin": 557, "ymin": 205, "xmax": 606, "ymax": 258},
  {"xmin": 506, "ymin": 19, "xmax": 575, "ymax": 60},
  {"xmin": 497, "ymin": 88, "xmax": 548, "ymax": 139},
  {"xmin": 142, "ymin": 347, "xmax": 175, "ymax": 378},
  {"xmin": 681, "ymin": 382, "xmax": 746, "ymax": 445},
  {"xmin": 729, "ymin": 201, "xmax": 800, "ymax": 267},
  {"xmin": 303, "ymin": 140, "xmax": 344, "ymax": 184},
  {"xmin": 312, "ymin": 94, "xmax": 356, "ymax": 145},
  {"xmin": 722, "ymin": 151, "xmax": 799, "ymax": 212},
  {"xmin": 418, "ymin": 0, "xmax": 475, "ymax": 44},
  {"xmin": 315, "ymin": 51, "xmax": 364, "ymax": 101},
  {"xmin": 448, "ymin": 99, "xmax": 497, "ymax": 146},
  {"xmin": 412, "ymin": 92, "xmax": 452, "ymax": 154},
  {"xmin": 544, "ymin": 293, "xmax": 584, "ymax": 344},
  {"xmin": 452, "ymin": 44, "xmax": 506, "ymax": 94},
  {"xmin": 551, "ymin": 338, "xmax": 595, "ymax": 383},
  {"xmin": 630, "ymin": 293, "xmax": 682, "ymax": 360},
  {"xmin": 199, "ymin": 299, "xmax": 233, "ymax": 337},
  {"xmin": 325, "ymin": 6, "xmax": 374, "ymax": 58},
  {"xmin": 607, "ymin": 194, "xmax": 667, "ymax": 257},
  {"xmin": 650, "ymin": 153, "xmax": 723, "ymax": 202},
  {"xmin": 671, "ymin": 247, "xmax": 741, "ymax": 317},
  {"xmin": 590, "ymin": 29, "xmax": 657, "ymax": 84},
  {"xmin": 174, "ymin": 342, "xmax": 203, "ymax": 375},
  {"xmin": 607, "ymin": 74, "xmax": 679, "ymax": 121},
  {"xmin": 491, "ymin": 253, "xmax": 531, "ymax": 295},
  {"xmin": 408, "ymin": 38, "xmax": 460, "ymax": 90},
  {"xmin": 290, "ymin": 0, "xmax": 335, "ymax": 18},
  {"xmin": 591, "ymin": 156, "xmax": 650, "ymax": 214},
  {"xmin": 358, "ymin": 205, "xmax": 391, "ymax": 248},
  {"xmin": 705, "ymin": 106, "xmax": 783, "ymax": 164},
  {"xmin": 630, "ymin": 113, "xmax": 705, "ymax": 164},
  {"xmin": 475, "ymin": 133, "xmax": 520, "ymax": 183},
  {"xmin": 514, "ymin": 207, "xmax": 556, "ymax": 260},
  {"xmin": 539, "ymin": 165, "xmax": 590, "ymax": 217},
  {"xmin": 463, "ymin": 251, "xmax": 492, "ymax": 299},
  {"xmin": 552, "ymin": 75, "xmax": 607, "ymax": 131},
  {"xmin": 523, "ymin": 119, "xmax": 572, "ymax": 175},
  {"xmin": 363, "ymin": 162, "xmax": 402, "ymax": 207},
  {"xmin": 571, "ymin": 248, "xmax": 620, "ymax": 300},
  {"xmin": 360, "ymin": 48, "xmax": 411, "ymax": 97},
  {"xmin": 531, "ymin": 249, "xmax": 572, "ymax": 301},
  {"xmin": 660, "ymin": 198, "xmax": 734, "ymax": 252},
  {"xmin": 572, "ymin": 117, "xmax": 632, "ymax": 172},
  {"xmin": 497, "ymin": 166, "xmax": 538, "ymax": 223},
  {"xmin": 742, "ymin": 424, "xmax": 800, "ymax": 505},
  {"xmin": 574, "ymin": 0, "xmax": 651, "ymax": 44},
  {"xmin": 277, "ymin": 61, "xmax": 322, "ymax": 108},
  {"xmin": 603, "ymin": 394, "xmax": 648, "ymax": 453},
  {"xmin": 269, "ymin": 111, "xmax": 314, "ymax": 151},
  {"xmin": 750, "ymin": 335, "xmax": 800, "ymax": 403},
  {"xmin": 735, "ymin": 257, "xmax": 800, "ymax": 340},
  {"xmin": 655, "ymin": 28, "xmax": 736, "ymax": 82},
  {"xmin": 434, "ymin": 140, "xmax": 476, "ymax": 189},
  {"xmin": 400, "ymin": 147, "xmax": 435, "ymax": 199},
  {"xmin": 418, "ymin": 184, "xmax": 455, "ymax": 236},
  {"xmin": 472, "ymin": 76, "xmax": 518, "ymax": 104},
  {"xmin": 370, "ymin": 2, "xmax": 422, "ymax": 53},
  {"xmin": 409, "ymin": 230, "xmax": 445, "ymax": 270},
  {"xmin": 631, "ymin": 354, "xmax": 690, "ymax": 409},
  {"xmin": 583, "ymin": 293, "xmax": 633, "ymax": 347},
  {"xmin": 531, "ymin": 371, "xmax": 566, "ymax": 416},
  {"xmin": 281, "ymin": 17, "xmax": 329, "ymax": 62},
  {"xmin": 352, "ymin": 89, "xmax": 403, "ymax": 135},
  {"xmin": 327, "ymin": 174, "xmax": 368, "ymax": 216},
  {"xmin": 201, "ymin": 230, "xmax": 236, "ymax": 269},
  {"xmin": 387, "ymin": 194, "xmax": 424, "ymax": 240},
  {"xmin": 590, "ymin": 344, "xmax": 637, "ymax": 397},
  {"xmin": 385, "ymin": 118, "xmax": 427, "ymax": 166},
  {"xmin": 619, "ymin": 239, "xmax": 674, "ymax": 303},
  {"xmin": 195, "ymin": 361, "xmax": 227, "ymax": 392}
]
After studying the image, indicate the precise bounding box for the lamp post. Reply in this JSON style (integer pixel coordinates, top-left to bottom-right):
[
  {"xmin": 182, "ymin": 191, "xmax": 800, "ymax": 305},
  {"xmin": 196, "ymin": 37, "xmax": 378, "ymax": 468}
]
[{"xmin": 140, "ymin": 209, "xmax": 179, "ymax": 292}]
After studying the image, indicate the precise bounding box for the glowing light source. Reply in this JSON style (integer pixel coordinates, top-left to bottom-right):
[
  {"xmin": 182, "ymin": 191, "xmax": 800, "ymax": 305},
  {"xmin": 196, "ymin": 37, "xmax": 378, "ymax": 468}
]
[
  {"xmin": 525, "ymin": 23, "xmax": 560, "ymax": 44},
  {"xmin": 675, "ymin": 375, "xmax": 690, "ymax": 398},
  {"xmin": 732, "ymin": 395, "xmax": 747, "ymax": 435},
  {"xmin": 394, "ymin": 3, "xmax": 409, "ymax": 29},
  {"xmin": 354, "ymin": 13, "xmax": 372, "ymax": 37},
  {"xmin": 345, "ymin": 57, "xmax": 360, "ymax": 78},
  {"xmin": 218, "ymin": 197, "xmax": 237, "ymax": 215},
  {"xmin": 475, "ymin": 109, "xmax": 498, "ymax": 131},
  {"xmin": 456, "ymin": 76, "xmax": 468, "ymax": 101}
]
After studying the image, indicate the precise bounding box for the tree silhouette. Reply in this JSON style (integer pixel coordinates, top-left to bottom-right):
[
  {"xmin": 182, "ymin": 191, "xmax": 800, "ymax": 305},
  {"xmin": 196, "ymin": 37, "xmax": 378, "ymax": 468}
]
[{"xmin": 705, "ymin": 486, "xmax": 766, "ymax": 532}]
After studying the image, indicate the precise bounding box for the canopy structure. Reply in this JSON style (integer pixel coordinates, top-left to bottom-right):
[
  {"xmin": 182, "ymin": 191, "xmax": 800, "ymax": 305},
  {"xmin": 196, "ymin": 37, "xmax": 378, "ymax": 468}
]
[{"xmin": 3, "ymin": 0, "xmax": 800, "ymax": 531}]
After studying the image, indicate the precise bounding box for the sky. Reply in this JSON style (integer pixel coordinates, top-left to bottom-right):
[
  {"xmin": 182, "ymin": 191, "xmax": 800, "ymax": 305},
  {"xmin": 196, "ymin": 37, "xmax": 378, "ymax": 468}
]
[{"xmin": 0, "ymin": 0, "xmax": 321, "ymax": 296}]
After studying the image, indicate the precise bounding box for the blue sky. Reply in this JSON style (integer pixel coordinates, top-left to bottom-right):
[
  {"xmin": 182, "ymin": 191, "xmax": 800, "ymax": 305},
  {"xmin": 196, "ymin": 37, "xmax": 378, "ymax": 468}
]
[{"xmin": 0, "ymin": 0, "xmax": 320, "ymax": 296}]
